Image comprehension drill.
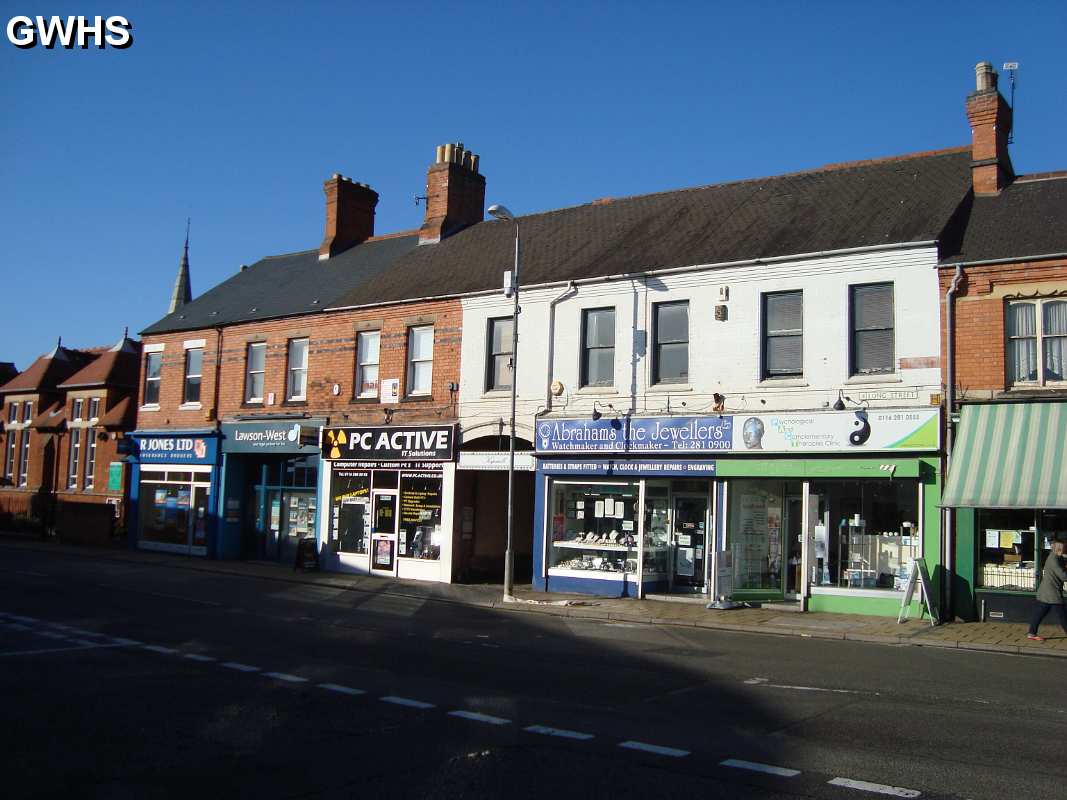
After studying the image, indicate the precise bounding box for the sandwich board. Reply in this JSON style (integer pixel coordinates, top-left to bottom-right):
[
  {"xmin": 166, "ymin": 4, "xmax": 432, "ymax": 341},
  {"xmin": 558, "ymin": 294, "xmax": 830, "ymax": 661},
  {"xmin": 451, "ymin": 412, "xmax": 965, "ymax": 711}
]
[{"xmin": 897, "ymin": 557, "xmax": 939, "ymax": 626}]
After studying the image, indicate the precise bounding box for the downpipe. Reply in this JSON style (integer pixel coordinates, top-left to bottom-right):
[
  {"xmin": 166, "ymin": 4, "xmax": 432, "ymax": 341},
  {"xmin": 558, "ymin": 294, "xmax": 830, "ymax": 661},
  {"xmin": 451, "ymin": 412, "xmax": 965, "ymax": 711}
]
[{"xmin": 943, "ymin": 265, "xmax": 963, "ymax": 621}]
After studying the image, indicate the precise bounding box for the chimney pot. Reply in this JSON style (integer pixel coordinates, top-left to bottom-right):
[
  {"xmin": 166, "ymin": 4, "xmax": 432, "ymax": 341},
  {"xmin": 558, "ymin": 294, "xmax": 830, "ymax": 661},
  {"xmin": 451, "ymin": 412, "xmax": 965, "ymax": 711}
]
[
  {"xmin": 418, "ymin": 141, "xmax": 486, "ymax": 245},
  {"xmin": 975, "ymin": 61, "xmax": 997, "ymax": 91},
  {"xmin": 966, "ymin": 60, "xmax": 1013, "ymax": 194}
]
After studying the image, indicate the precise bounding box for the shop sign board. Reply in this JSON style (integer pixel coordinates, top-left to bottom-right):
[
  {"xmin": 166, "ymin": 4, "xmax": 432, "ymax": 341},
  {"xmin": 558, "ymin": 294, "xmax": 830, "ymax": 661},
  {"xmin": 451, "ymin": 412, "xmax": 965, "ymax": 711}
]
[
  {"xmin": 538, "ymin": 459, "xmax": 716, "ymax": 477},
  {"xmin": 221, "ymin": 420, "xmax": 321, "ymax": 454},
  {"xmin": 133, "ymin": 434, "xmax": 217, "ymax": 464},
  {"xmin": 457, "ymin": 451, "xmax": 535, "ymax": 471},
  {"xmin": 535, "ymin": 408, "xmax": 939, "ymax": 454},
  {"xmin": 322, "ymin": 424, "xmax": 456, "ymax": 461}
]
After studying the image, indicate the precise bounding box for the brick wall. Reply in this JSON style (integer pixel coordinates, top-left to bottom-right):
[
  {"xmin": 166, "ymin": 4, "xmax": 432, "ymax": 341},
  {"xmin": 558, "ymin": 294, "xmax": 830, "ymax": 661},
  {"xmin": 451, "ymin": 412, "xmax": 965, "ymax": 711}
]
[
  {"xmin": 136, "ymin": 298, "xmax": 463, "ymax": 430},
  {"xmin": 939, "ymin": 257, "xmax": 1067, "ymax": 394}
]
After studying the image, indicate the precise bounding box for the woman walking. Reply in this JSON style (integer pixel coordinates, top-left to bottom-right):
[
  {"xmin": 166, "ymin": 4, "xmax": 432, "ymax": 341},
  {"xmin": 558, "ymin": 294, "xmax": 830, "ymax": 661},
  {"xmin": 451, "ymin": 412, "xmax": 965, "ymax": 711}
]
[{"xmin": 1027, "ymin": 540, "xmax": 1067, "ymax": 642}]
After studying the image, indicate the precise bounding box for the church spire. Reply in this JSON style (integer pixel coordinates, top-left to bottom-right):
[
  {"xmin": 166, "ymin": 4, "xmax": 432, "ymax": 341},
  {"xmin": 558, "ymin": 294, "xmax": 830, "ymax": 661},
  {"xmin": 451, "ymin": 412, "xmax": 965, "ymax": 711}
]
[{"xmin": 168, "ymin": 218, "xmax": 193, "ymax": 314}]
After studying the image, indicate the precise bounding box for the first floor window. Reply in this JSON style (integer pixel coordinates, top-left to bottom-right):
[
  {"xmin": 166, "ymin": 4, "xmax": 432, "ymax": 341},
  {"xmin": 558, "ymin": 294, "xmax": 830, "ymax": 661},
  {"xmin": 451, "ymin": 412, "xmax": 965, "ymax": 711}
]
[
  {"xmin": 143, "ymin": 352, "xmax": 162, "ymax": 405},
  {"xmin": 356, "ymin": 331, "xmax": 380, "ymax": 398},
  {"xmin": 763, "ymin": 290, "xmax": 803, "ymax": 378},
  {"xmin": 7, "ymin": 401, "xmax": 18, "ymax": 424},
  {"xmin": 407, "ymin": 326, "xmax": 434, "ymax": 396},
  {"xmin": 581, "ymin": 307, "xmax": 615, "ymax": 387},
  {"xmin": 850, "ymin": 282, "xmax": 895, "ymax": 375},
  {"xmin": 88, "ymin": 397, "xmax": 101, "ymax": 421},
  {"xmin": 287, "ymin": 338, "xmax": 309, "ymax": 401},
  {"xmin": 85, "ymin": 431, "xmax": 97, "ymax": 490},
  {"xmin": 18, "ymin": 430, "xmax": 30, "ymax": 486},
  {"xmin": 4, "ymin": 431, "xmax": 16, "ymax": 483},
  {"xmin": 245, "ymin": 342, "xmax": 266, "ymax": 403},
  {"xmin": 72, "ymin": 398, "xmax": 84, "ymax": 421},
  {"xmin": 183, "ymin": 347, "xmax": 203, "ymax": 404},
  {"xmin": 68, "ymin": 428, "xmax": 82, "ymax": 489},
  {"xmin": 22, "ymin": 401, "xmax": 32, "ymax": 422},
  {"xmin": 652, "ymin": 301, "xmax": 689, "ymax": 384},
  {"xmin": 486, "ymin": 317, "xmax": 514, "ymax": 391},
  {"xmin": 1007, "ymin": 299, "xmax": 1067, "ymax": 385}
]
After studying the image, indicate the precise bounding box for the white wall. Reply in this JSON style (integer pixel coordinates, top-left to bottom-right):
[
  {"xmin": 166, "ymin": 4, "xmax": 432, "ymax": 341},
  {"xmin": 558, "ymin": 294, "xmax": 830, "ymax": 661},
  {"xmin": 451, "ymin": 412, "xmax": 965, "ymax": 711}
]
[{"xmin": 458, "ymin": 246, "xmax": 943, "ymax": 440}]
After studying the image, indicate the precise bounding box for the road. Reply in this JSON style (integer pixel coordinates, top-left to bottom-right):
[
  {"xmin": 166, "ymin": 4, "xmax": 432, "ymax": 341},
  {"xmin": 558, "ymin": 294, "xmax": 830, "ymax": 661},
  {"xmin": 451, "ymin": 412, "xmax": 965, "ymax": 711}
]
[{"xmin": 1, "ymin": 543, "xmax": 1064, "ymax": 799}]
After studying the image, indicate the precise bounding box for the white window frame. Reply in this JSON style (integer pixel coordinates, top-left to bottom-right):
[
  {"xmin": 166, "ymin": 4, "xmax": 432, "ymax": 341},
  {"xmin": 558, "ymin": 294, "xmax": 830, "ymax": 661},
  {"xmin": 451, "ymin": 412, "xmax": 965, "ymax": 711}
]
[
  {"xmin": 356, "ymin": 330, "xmax": 381, "ymax": 399},
  {"xmin": 849, "ymin": 282, "xmax": 895, "ymax": 377},
  {"xmin": 72, "ymin": 398, "xmax": 84, "ymax": 421},
  {"xmin": 88, "ymin": 397, "xmax": 101, "ymax": 422},
  {"xmin": 286, "ymin": 338, "xmax": 309, "ymax": 401},
  {"xmin": 486, "ymin": 317, "xmax": 514, "ymax": 392},
  {"xmin": 1006, "ymin": 298, "xmax": 1067, "ymax": 388},
  {"xmin": 4, "ymin": 426, "xmax": 16, "ymax": 483},
  {"xmin": 183, "ymin": 347, "xmax": 204, "ymax": 405},
  {"xmin": 406, "ymin": 325, "xmax": 434, "ymax": 397},
  {"xmin": 68, "ymin": 427, "xmax": 82, "ymax": 490},
  {"xmin": 143, "ymin": 352, "xmax": 162, "ymax": 407},
  {"xmin": 85, "ymin": 429, "xmax": 97, "ymax": 490},
  {"xmin": 245, "ymin": 342, "xmax": 266, "ymax": 403},
  {"xmin": 18, "ymin": 430, "xmax": 29, "ymax": 487},
  {"xmin": 6, "ymin": 401, "xmax": 17, "ymax": 424}
]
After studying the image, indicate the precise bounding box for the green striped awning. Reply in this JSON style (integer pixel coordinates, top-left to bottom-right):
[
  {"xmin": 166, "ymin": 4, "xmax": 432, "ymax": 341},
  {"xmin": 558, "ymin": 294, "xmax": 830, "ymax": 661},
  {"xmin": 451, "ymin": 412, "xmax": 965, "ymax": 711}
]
[{"xmin": 942, "ymin": 402, "xmax": 1067, "ymax": 508}]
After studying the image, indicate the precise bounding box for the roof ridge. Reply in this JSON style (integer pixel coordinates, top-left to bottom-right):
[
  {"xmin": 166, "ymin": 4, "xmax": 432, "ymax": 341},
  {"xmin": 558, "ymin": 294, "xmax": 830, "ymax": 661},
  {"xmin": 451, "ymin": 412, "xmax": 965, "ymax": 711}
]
[
  {"xmin": 503, "ymin": 145, "xmax": 971, "ymax": 223},
  {"xmin": 257, "ymin": 247, "xmax": 318, "ymax": 262},
  {"xmin": 1015, "ymin": 171, "xmax": 1067, "ymax": 183},
  {"xmin": 366, "ymin": 229, "xmax": 419, "ymax": 241}
]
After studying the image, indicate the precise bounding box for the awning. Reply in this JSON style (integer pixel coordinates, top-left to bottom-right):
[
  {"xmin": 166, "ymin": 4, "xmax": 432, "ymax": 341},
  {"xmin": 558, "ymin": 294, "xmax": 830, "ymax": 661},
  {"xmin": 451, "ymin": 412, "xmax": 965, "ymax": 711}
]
[{"xmin": 942, "ymin": 402, "xmax": 1067, "ymax": 508}]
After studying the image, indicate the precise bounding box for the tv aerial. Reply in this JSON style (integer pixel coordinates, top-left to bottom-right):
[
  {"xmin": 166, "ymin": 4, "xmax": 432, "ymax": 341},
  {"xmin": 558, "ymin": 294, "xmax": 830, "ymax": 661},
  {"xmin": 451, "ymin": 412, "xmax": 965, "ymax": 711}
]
[{"xmin": 1003, "ymin": 62, "xmax": 1019, "ymax": 143}]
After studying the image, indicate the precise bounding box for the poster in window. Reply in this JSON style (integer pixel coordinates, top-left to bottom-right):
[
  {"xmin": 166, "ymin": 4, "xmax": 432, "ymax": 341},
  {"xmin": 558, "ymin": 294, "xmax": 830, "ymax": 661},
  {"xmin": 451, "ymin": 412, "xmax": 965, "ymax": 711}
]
[
  {"xmin": 604, "ymin": 498, "xmax": 615, "ymax": 517},
  {"xmin": 373, "ymin": 538, "xmax": 395, "ymax": 570},
  {"xmin": 676, "ymin": 547, "xmax": 696, "ymax": 576}
]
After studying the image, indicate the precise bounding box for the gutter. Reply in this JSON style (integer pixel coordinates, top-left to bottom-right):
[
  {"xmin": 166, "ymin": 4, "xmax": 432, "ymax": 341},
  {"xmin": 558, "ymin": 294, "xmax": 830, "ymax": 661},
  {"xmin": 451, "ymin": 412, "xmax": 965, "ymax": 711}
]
[
  {"xmin": 943, "ymin": 264, "xmax": 964, "ymax": 622},
  {"xmin": 941, "ymin": 251, "xmax": 1067, "ymax": 269}
]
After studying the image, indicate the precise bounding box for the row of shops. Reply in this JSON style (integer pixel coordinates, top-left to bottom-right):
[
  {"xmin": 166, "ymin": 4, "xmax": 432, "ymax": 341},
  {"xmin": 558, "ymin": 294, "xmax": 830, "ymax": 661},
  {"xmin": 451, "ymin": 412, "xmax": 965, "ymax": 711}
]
[{"xmin": 125, "ymin": 403, "xmax": 1065, "ymax": 619}]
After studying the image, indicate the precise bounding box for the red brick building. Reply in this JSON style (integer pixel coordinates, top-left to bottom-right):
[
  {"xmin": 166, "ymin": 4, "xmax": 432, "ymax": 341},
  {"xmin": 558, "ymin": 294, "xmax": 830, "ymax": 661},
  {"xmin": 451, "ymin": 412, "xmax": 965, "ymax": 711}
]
[
  {"xmin": 130, "ymin": 144, "xmax": 488, "ymax": 581},
  {"xmin": 939, "ymin": 62, "xmax": 1067, "ymax": 621},
  {"xmin": 0, "ymin": 334, "xmax": 140, "ymax": 540}
]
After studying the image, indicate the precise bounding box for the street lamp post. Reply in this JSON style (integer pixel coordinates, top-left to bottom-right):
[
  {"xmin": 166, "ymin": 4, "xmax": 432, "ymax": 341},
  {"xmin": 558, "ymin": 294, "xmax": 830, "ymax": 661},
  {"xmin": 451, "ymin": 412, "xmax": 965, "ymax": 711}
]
[{"xmin": 488, "ymin": 203, "xmax": 519, "ymax": 601}]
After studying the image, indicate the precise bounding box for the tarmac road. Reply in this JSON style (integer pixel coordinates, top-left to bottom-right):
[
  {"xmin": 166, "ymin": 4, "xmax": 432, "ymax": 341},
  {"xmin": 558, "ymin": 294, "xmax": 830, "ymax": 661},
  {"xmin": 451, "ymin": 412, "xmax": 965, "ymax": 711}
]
[{"xmin": 1, "ymin": 543, "xmax": 1064, "ymax": 799}]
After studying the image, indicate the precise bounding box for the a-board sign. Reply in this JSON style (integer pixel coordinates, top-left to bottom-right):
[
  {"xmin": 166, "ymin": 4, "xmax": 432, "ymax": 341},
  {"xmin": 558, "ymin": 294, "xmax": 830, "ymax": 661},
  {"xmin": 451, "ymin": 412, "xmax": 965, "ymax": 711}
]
[
  {"xmin": 897, "ymin": 557, "xmax": 939, "ymax": 625},
  {"xmin": 293, "ymin": 537, "xmax": 319, "ymax": 572}
]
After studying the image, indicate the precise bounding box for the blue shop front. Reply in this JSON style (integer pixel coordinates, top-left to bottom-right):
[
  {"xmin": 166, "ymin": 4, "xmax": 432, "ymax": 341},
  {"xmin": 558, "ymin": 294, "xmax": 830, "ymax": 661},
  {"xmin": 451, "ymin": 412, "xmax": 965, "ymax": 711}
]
[
  {"xmin": 217, "ymin": 418, "xmax": 322, "ymax": 562},
  {"xmin": 533, "ymin": 416, "xmax": 725, "ymax": 597},
  {"xmin": 128, "ymin": 429, "xmax": 221, "ymax": 557}
]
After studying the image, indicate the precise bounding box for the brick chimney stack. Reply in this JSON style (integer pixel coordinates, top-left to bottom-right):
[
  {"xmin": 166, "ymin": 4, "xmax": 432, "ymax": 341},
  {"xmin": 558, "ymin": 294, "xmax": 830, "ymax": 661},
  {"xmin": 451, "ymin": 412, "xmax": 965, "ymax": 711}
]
[
  {"xmin": 418, "ymin": 142, "xmax": 486, "ymax": 245},
  {"xmin": 966, "ymin": 61, "xmax": 1014, "ymax": 195},
  {"xmin": 319, "ymin": 175, "xmax": 379, "ymax": 260}
]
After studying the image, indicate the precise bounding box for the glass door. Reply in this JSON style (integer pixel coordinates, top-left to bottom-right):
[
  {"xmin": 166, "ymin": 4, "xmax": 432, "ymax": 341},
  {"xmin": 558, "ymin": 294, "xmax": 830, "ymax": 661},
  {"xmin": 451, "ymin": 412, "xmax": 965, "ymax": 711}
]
[
  {"xmin": 370, "ymin": 490, "xmax": 398, "ymax": 574},
  {"xmin": 727, "ymin": 479, "xmax": 795, "ymax": 601},
  {"xmin": 671, "ymin": 494, "xmax": 709, "ymax": 591}
]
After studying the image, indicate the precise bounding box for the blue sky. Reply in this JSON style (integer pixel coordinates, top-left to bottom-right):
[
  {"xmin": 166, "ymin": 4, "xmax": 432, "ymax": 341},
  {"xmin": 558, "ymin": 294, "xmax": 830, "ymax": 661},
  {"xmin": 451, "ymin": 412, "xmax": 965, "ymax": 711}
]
[{"xmin": 2, "ymin": 1, "xmax": 1065, "ymax": 370}]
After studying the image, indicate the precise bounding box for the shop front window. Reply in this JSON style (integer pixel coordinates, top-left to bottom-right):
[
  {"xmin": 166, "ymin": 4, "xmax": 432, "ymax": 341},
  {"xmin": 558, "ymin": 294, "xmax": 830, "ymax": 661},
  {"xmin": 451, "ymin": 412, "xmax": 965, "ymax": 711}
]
[
  {"xmin": 975, "ymin": 508, "xmax": 1067, "ymax": 593},
  {"xmin": 642, "ymin": 484, "xmax": 671, "ymax": 578},
  {"xmin": 399, "ymin": 473, "xmax": 443, "ymax": 560},
  {"xmin": 138, "ymin": 468, "xmax": 211, "ymax": 552},
  {"xmin": 809, "ymin": 479, "xmax": 919, "ymax": 591},
  {"xmin": 727, "ymin": 480, "xmax": 798, "ymax": 594},
  {"xmin": 548, "ymin": 481, "xmax": 639, "ymax": 576},
  {"xmin": 330, "ymin": 469, "xmax": 370, "ymax": 554}
]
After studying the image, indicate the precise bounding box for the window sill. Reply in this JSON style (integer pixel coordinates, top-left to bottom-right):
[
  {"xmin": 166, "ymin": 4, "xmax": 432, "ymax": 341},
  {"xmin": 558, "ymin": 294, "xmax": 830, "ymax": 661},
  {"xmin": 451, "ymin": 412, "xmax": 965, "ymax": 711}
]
[
  {"xmin": 241, "ymin": 401, "xmax": 265, "ymax": 409},
  {"xmin": 646, "ymin": 384, "xmax": 692, "ymax": 394},
  {"xmin": 281, "ymin": 399, "xmax": 308, "ymax": 408},
  {"xmin": 810, "ymin": 586, "xmax": 905, "ymax": 599},
  {"xmin": 844, "ymin": 374, "xmax": 902, "ymax": 386},
  {"xmin": 575, "ymin": 386, "xmax": 618, "ymax": 395},
  {"xmin": 179, "ymin": 403, "xmax": 202, "ymax": 411},
  {"xmin": 758, "ymin": 378, "xmax": 808, "ymax": 388},
  {"xmin": 139, "ymin": 404, "xmax": 161, "ymax": 412},
  {"xmin": 350, "ymin": 396, "xmax": 381, "ymax": 404},
  {"xmin": 481, "ymin": 389, "xmax": 512, "ymax": 398},
  {"xmin": 402, "ymin": 394, "xmax": 435, "ymax": 403}
]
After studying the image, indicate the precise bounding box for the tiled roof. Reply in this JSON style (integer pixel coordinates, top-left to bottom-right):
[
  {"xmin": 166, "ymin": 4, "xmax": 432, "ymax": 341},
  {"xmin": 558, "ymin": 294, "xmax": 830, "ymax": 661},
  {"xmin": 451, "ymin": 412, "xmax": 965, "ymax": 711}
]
[
  {"xmin": 940, "ymin": 174, "xmax": 1067, "ymax": 264},
  {"xmin": 58, "ymin": 337, "xmax": 142, "ymax": 389},
  {"xmin": 29, "ymin": 402, "xmax": 66, "ymax": 431},
  {"xmin": 98, "ymin": 396, "xmax": 134, "ymax": 429},
  {"xmin": 330, "ymin": 148, "xmax": 973, "ymax": 308},
  {"xmin": 0, "ymin": 346, "xmax": 96, "ymax": 395},
  {"xmin": 141, "ymin": 234, "xmax": 419, "ymax": 335}
]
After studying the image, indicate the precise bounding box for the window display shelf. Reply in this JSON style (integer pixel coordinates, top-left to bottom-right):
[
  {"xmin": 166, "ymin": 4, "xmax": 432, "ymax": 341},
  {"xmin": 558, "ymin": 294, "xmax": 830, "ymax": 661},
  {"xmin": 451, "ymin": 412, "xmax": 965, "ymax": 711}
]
[
  {"xmin": 553, "ymin": 540, "xmax": 637, "ymax": 552},
  {"xmin": 548, "ymin": 567, "xmax": 638, "ymax": 580}
]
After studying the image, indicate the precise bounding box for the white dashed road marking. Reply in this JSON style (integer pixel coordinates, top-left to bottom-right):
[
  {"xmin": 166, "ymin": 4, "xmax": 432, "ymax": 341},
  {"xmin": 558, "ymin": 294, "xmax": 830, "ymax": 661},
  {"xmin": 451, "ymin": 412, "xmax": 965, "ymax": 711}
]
[
  {"xmin": 220, "ymin": 662, "xmax": 260, "ymax": 672},
  {"xmin": 828, "ymin": 777, "xmax": 921, "ymax": 797},
  {"xmin": 721, "ymin": 759, "xmax": 801, "ymax": 777},
  {"xmin": 381, "ymin": 696, "xmax": 435, "ymax": 709},
  {"xmin": 263, "ymin": 672, "xmax": 307, "ymax": 683},
  {"xmin": 524, "ymin": 725, "xmax": 595, "ymax": 741},
  {"xmin": 318, "ymin": 683, "xmax": 365, "ymax": 696},
  {"xmin": 109, "ymin": 638, "xmax": 142, "ymax": 646},
  {"xmin": 6, "ymin": 623, "xmax": 32, "ymax": 632},
  {"xmin": 618, "ymin": 740, "xmax": 690, "ymax": 758},
  {"xmin": 142, "ymin": 645, "xmax": 178, "ymax": 655},
  {"xmin": 448, "ymin": 710, "xmax": 511, "ymax": 725},
  {"xmin": 183, "ymin": 654, "xmax": 216, "ymax": 662}
]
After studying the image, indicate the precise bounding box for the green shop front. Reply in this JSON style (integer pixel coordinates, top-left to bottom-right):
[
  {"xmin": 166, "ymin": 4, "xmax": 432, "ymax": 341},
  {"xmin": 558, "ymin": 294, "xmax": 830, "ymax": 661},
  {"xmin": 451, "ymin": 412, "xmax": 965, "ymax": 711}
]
[
  {"xmin": 533, "ymin": 408, "xmax": 942, "ymax": 616},
  {"xmin": 942, "ymin": 401, "xmax": 1067, "ymax": 622}
]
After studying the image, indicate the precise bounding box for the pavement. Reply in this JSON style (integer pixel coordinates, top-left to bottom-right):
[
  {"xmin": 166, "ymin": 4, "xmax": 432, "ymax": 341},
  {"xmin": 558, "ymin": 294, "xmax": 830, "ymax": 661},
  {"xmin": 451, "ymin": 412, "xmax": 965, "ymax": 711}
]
[{"xmin": 3, "ymin": 532, "xmax": 1066, "ymax": 658}]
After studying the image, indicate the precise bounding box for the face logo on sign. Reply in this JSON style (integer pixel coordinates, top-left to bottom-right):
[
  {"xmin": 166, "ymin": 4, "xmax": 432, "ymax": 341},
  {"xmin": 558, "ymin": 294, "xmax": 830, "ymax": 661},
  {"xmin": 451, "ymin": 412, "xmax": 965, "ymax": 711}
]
[
  {"xmin": 742, "ymin": 417, "xmax": 765, "ymax": 450},
  {"xmin": 324, "ymin": 429, "xmax": 347, "ymax": 459},
  {"xmin": 194, "ymin": 439, "xmax": 207, "ymax": 459}
]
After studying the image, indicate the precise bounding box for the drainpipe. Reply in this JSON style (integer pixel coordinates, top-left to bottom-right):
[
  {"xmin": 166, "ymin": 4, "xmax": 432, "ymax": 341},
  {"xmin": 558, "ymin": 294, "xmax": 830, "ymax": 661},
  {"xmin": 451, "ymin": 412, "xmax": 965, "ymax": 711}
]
[
  {"xmin": 544, "ymin": 282, "xmax": 577, "ymax": 412},
  {"xmin": 943, "ymin": 265, "xmax": 964, "ymax": 621},
  {"xmin": 212, "ymin": 327, "xmax": 224, "ymax": 430}
]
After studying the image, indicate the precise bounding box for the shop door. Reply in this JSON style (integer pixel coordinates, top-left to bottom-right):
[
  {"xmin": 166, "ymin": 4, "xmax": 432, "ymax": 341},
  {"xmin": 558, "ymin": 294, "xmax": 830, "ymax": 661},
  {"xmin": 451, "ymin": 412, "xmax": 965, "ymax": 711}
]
[
  {"xmin": 785, "ymin": 496, "xmax": 803, "ymax": 596},
  {"xmin": 369, "ymin": 491, "xmax": 398, "ymax": 575},
  {"xmin": 671, "ymin": 495, "xmax": 709, "ymax": 591}
]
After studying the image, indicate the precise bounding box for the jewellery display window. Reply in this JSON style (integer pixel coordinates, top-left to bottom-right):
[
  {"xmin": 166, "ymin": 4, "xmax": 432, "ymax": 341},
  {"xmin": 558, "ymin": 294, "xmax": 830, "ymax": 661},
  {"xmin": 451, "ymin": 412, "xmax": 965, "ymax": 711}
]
[
  {"xmin": 548, "ymin": 481, "xmax": 640, "ymax": 577},
  {"xmin": 642, "ymin": 484, "xmax": 671, "ymax": 577}
]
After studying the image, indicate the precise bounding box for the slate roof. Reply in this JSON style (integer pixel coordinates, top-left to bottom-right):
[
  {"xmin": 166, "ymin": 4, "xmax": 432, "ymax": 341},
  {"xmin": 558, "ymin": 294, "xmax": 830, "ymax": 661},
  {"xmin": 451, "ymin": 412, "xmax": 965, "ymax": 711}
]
[
  {"xmin": 330, "ymin": 148, "xmax": 974, "ymax": 309},
  {"xmin": 0, "ymin": 363, "xmax": 17, "ymax": 385},
  {"xmin": 142, "ymin": 234, "xmax": 419, "ymax": 335},
  {"xmin": 940, "ymin": 174, "xmax": 1067, "ymax": 264}
]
